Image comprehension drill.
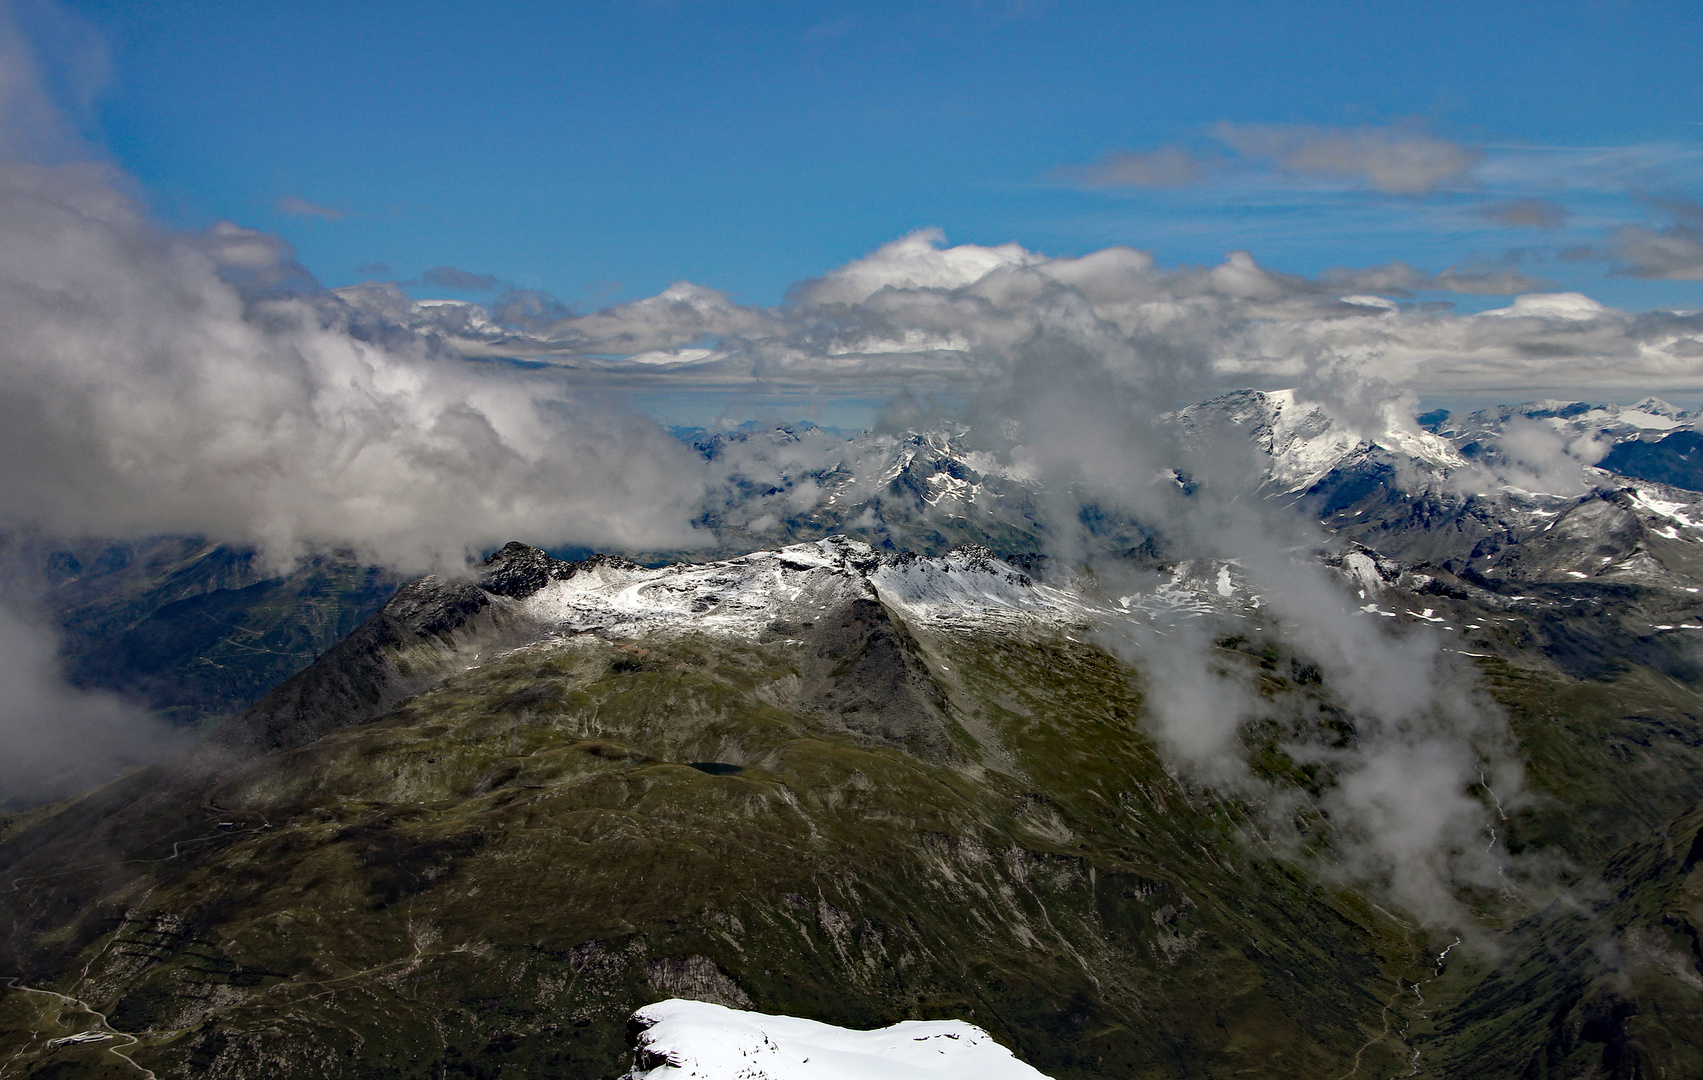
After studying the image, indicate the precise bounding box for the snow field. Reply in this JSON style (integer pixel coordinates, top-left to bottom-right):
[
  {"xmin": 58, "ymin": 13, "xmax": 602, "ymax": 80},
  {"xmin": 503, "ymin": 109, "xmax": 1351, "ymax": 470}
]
[{"xmin": 626, "ymin": 999, "xmax": 1054, "ymax": 1080}]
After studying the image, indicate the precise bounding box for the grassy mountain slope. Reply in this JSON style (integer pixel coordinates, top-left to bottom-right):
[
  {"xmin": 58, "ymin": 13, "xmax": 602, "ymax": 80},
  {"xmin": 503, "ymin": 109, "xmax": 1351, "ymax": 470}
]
[
  {"xmin": 1418, "ymin": 801, "xmax": 1703, "ymax": 1079},
  {"xmin": 8, "ymin": 545, "xmax": 1703, "ymax": 1078},
  {"xmin": 0, "ymin": 551, "xmax": 1419, "ymax": 1079}
]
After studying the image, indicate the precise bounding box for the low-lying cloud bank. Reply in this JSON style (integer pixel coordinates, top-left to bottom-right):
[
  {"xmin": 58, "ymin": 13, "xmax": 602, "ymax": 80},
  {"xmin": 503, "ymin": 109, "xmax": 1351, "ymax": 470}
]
[
  {"xmin": 0, "ymin": 603, "xmax": 190, "ymax": 810},
  {"xmin": 392, "ymin": 228, "xmax": 1703, "ymax": 409}
]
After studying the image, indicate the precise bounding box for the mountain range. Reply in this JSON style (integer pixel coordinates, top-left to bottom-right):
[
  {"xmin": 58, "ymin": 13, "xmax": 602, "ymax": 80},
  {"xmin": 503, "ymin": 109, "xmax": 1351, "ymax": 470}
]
[{"xmin": 6, "ymin": 390, "xmax": 1703, "ymax": 1078}]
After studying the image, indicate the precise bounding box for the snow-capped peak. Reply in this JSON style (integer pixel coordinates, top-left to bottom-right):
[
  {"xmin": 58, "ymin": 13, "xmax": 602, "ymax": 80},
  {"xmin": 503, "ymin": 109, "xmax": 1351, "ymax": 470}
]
[
  {"xmin": 1179, "ymin": 389, "xmax": 1463, "ymax": 492},
  {"xmin": 518, "ymin": 538, "xmax": 1090, "ymax": 639}
]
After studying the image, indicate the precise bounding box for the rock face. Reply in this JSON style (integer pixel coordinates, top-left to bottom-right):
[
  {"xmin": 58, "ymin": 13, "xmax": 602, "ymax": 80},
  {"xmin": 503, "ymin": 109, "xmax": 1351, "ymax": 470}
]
[
  {"xmin": 1599, "ymin": 429, "xmax": 1703, "ymax": 493},
  {"xmin": 20, "ymin": 538, "xmax": 401, "ymax": 732},
  {"xmin": 1425, "ymin": 804, "xmax": 1703, "ymax": 1080}
]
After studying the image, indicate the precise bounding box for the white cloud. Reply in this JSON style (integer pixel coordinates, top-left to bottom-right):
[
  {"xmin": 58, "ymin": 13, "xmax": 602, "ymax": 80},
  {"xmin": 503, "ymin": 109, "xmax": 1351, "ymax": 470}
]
[
  {"xmin": 1480, "ymin": 292, "xmax": 1606, "ymax": 320},
  {"xmin": 792, "ymin": 228, "xmax": 1044, "ymax": 306},
  {"xmin": 514, "ymin": 233, "xmax": 1702, "ymax": 399},
  {"xmin": 0, "ymin": 601, "xmax": 190, "ymax": 809},
  {"xmin": 0, "ymin": 159, "xmax": 713, "ymax": 572}
]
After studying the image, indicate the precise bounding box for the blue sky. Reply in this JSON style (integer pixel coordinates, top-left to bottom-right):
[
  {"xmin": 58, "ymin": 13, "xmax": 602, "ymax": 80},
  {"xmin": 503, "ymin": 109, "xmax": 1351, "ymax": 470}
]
[{"xmin": 40, "ymin": 0, "xmax": 1703, "ymax": 312}]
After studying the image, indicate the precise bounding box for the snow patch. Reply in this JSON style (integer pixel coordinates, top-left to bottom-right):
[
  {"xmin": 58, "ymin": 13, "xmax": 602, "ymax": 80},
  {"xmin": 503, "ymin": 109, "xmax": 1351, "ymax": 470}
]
[
  {"xmin": 627, "ymin": 999, "xmax": 1054, "ymax": 1080},
  {"xmin": 1630, "ymin": 489, "xmax": 1702, "ymax": 530},
  {"xmin": 871, "ymin": 550, "xmax": 1088, "ymax": 628}
]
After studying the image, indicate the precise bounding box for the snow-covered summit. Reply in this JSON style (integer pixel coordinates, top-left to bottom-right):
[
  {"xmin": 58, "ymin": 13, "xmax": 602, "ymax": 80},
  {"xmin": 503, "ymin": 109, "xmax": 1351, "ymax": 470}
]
[
  {"xmin": 519, "ymin": 537, "xmax": 1089, "ymax": 638},
  {"xmin": 1438, "ymin": 399, "xmax": 1698, "ymax": 445},
  {"xmin": 626, "ymin": 999, "xmax": 1054, "ymax": 1080},
  {"xmin": 1176, "ymin": 388, "xmax": 1465, "ymax": 492}
]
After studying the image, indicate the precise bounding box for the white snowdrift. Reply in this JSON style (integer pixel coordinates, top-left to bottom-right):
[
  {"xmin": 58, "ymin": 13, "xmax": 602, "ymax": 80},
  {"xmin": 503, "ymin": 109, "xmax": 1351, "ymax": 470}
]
[{"xmin": 625, "ymin": 999, "xmax": 1054, "ymax": 1080}]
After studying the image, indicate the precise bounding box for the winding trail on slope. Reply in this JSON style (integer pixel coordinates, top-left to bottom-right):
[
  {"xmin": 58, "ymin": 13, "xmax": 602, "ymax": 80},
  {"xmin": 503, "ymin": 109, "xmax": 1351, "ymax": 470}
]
[
  {"xmin": 5, "ymin": 801, "xmax": 272, "ymax": 894},
  {"xmin": 1, "ymin": 977, "xmax": 156, "ymax": 1079},
  {"xmin": 1331, "ymin": 932, "xmax": 1461, "ymax": 1080},
  {"xmin": 2, "ymin": 802, "xmax": 273, "ymax": 1074}
]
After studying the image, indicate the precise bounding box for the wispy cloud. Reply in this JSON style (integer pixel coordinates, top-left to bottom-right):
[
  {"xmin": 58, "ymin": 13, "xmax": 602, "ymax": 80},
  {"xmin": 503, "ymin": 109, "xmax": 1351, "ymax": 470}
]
[
  {"xmin": 1051, "ymin": 145, "xmax": 1211, "ymax": 188},
  {"xmin": 1613, "ymin": 224, "xmax": 1703, "ymax": 279},
  {"xmin": 1611, "ymin": 195, "xmax": 1703, "ymax": 280},
  {"xmin": 1057, "ymin": 121, "xmax": 1482, "ymax": 196},
  {"xmin": 420, "ymin": 265, "xmax": 500, "ymax": 291},
  {"xmin": 0, "ymin": 601, "xmax": 190, "ymax": 809},
  {"xmin": 277, "ymin": 194, "xmax": 343, "ymax": 220},
  {"xmin": 1322, "ymin": 259, "xmax": 1553, "ymax": 296},
  {"xmin": 1209, "ymin": 121, "xmax": 1482, "ymax": 195},
  {"xmin": 1479, "ymin": 196, "xmax": 1569, "ymax": 230}
]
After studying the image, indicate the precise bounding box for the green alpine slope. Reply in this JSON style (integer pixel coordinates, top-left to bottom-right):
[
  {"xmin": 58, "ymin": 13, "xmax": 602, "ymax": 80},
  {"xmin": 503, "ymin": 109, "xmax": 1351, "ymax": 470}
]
[
  {"xmin": 6, "ymin": 543, "xmax": 1703, "ymax": 1078},
  {"xmin": 0, "ymin": 546, "xmax": 1421, "ymax": 1079}
]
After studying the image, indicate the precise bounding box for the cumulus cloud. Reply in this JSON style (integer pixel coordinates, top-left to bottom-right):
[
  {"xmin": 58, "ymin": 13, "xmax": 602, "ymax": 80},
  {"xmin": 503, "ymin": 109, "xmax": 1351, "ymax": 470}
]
[
  {"xmin": 1480, "ymin": 196, "xmax": 1569, "ymax": 230},
  {"xmin": 498, "ymin": 232, "xmax": 1701, "ymax": 399},
  {"xmin": 277, "ymin": 194, "xmax": 343, "ymax": 220},
  {"xmin": 0, "ymin": 13, "xmax": 730, "ymax": 802},
  {"xmin": 0, "ymin": 161, "xmax": 714, "ymax": 571},
  {"xmin": 791, "ymin": 227, "xmax": 1044, "ymax": 306},
  {"xmin": 1485, "ymin": 417, "xmax": 1605, "ymax": 494}
]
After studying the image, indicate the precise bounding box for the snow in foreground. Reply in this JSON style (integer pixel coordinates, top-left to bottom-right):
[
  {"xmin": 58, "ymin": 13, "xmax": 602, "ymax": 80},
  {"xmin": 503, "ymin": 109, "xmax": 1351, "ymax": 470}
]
[{"xmin": 626, "ymin": 999, "xmax": 1054, "ymax": 1080}]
